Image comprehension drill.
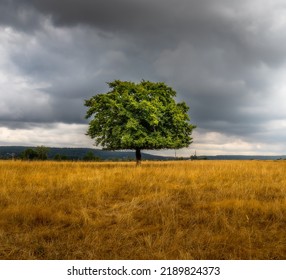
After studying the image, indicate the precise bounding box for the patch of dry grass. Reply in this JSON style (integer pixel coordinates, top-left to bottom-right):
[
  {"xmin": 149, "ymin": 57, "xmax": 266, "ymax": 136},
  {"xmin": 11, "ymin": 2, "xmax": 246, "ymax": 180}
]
[{"xmin": 0, "ymin": 160, "xmax": 285, "ymax": 259}]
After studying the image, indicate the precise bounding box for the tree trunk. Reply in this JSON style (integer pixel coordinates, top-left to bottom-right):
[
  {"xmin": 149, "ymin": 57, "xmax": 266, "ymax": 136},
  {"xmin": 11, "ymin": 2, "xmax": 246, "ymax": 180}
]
[{"xmin": 135, "ymin": 148, "xmax": 141, "ymax": 165}]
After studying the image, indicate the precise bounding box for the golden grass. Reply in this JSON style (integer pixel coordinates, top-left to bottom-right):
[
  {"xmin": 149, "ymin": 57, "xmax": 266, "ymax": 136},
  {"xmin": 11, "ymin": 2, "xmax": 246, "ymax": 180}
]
[{"xmin": 0, "ymin": 160, "xmax": 285, "ymax": 260}]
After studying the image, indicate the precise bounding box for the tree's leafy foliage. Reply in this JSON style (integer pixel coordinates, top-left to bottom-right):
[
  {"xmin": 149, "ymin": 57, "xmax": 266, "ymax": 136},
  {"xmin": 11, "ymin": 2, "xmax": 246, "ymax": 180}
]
[{"xmin": 85, "ymin": 80, "xmax": 196, "ymax": 151}]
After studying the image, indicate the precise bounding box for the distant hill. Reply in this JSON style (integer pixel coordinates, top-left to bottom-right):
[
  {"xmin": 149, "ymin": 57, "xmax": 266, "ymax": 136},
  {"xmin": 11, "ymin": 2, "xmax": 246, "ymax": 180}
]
[
  {"xmin": 204, "ymin": 155, "xmax": 286, "ymax": 160},
  {"xmin": 1, "ymin": 146, "xmax": 286, "ymax": 161},
  {"xmin": 0, "ymin": 146, "xmax": 171, "ymax": 161}
]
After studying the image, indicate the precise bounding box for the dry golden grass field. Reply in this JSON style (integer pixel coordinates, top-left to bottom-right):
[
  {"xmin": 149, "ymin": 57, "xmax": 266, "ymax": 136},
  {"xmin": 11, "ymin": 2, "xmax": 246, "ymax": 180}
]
[{"xmin": 0, "ymin": 160, "xmax": 285, "ymax": 260}]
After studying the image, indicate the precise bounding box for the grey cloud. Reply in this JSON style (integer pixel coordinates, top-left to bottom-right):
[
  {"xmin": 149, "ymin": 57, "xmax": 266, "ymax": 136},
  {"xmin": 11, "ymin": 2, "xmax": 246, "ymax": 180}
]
[
  {"xmin": 0, "ymin": 121, "xmax": 57, "ymax": 130},
  {"xmin": 1, "ymin": 18, "xmax": 155, "ymax": 125},
  {"xmin": 0, "ymin": 0, "xmax": 43, "ymax": 32},
  {"xmin": 12, "ymin": 0, "xmax": 286, "ymax": 63}
]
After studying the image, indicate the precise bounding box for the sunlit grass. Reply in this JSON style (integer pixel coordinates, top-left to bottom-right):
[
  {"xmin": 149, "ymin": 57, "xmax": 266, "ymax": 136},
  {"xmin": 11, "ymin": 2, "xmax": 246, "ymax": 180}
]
[{"xmin": 0, "ymin": 160, "xmax": 285, "ymax": 259}]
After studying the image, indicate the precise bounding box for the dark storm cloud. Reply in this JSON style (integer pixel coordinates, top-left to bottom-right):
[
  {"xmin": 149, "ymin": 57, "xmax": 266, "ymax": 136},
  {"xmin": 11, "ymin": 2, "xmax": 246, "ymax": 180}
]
[
  {"xmin": 12, "ymin": 0, "xmax": 286, "ymax": 65},
  {"xmin": 1, "ymin": 0, "xmax": 286, "ymax": 152},
  {"xmin": 0, "ymin": 0, "xmax": 43, "ymax": 32},
  {"xmin": 12, "ymin": 0, "xmax": 206, "ymax": 32}
]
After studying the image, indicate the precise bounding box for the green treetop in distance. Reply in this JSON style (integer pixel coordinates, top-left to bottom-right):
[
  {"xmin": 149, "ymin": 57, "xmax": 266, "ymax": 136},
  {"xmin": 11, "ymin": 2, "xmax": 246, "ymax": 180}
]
[{"xmin": 85, "ymin": 80, "xmax": 196, "ymax": 164}]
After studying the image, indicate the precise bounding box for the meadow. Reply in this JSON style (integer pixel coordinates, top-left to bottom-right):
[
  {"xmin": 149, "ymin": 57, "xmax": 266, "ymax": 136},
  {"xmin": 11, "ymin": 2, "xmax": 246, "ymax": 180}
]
[{"xmin": 0, "ymin": 160, "xmax": 285, "ymax": 260}]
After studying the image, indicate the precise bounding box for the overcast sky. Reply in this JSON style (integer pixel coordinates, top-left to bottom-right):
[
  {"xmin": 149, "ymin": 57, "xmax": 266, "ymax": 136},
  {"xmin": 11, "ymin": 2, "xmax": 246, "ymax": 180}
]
[{"xmin": 1, "ymin": 0, "xmax": 286, "ymax": 156}]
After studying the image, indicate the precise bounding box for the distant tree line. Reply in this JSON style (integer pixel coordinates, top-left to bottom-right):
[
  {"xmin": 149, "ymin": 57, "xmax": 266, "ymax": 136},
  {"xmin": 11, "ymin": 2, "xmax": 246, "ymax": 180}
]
[
  {"xmin": 18, "ymin": 146, "xmax": 102, "ymax": 161},
  {"xmin": 21, "ymin": 146, "xmax": 50, "ymax": 160}
]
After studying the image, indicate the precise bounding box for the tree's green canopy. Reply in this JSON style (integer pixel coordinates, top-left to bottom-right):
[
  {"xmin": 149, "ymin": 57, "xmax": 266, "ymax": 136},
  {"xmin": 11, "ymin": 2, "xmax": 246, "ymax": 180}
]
[{"xmin": 85, "ymin": 80, "xmax": 196, "ymax": 150}]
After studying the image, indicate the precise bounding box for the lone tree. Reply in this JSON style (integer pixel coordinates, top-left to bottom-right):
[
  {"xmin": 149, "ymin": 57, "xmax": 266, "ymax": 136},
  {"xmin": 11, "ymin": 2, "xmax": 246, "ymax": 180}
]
[{"xmin": 85, "ymin": 80, "xmax": 196, "ymax": 164}]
